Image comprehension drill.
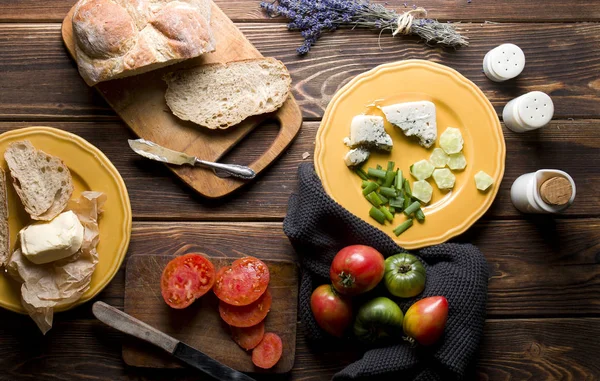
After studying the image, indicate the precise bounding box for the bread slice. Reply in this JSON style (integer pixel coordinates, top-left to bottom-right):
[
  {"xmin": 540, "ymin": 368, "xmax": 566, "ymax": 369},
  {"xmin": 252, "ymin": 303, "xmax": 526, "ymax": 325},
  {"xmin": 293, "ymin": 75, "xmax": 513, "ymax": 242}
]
[
  {"xmin": 163, "ymin": 58, "xmax": 291, "ymax": 129},
  {"xmin": 4, "ymin": 141, "xmax": 74, "ymax": 221},
  {"xmin": 0, "ymin": 168, "xmax": 9, "ymax": 267}
]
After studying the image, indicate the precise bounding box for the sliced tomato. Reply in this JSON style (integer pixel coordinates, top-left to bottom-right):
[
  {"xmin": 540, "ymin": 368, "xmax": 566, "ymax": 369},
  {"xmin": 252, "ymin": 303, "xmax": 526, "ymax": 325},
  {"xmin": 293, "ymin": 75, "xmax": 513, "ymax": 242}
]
[
  {"xmin": 219, "ymin": 289, "xmax": 272, "ymax": 328},
  {"xmin": 160, "ymin": 253, "xmax": 215, "ymax": 309},
  {"xmin": 231, "ymin": 321, "xmax": 265, "ymax": 350},
  {"xmin": 252, "ymin": 332, "xmax": 283, "ymax": 369},
  {"xmin": 213, "ymin": 257, "xmax": 270, "ymax": 306}
]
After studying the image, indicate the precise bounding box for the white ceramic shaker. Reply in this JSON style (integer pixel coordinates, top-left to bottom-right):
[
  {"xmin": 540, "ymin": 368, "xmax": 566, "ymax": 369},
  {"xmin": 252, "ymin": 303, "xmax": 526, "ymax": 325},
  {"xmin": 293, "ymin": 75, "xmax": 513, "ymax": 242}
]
[
  {"xmin": 503, "ymin": 91, "xmax": 555, "ymax": 132},
  {"xmin": 483, "ymin": 43, "xmax": 525, "ymax": 82},
  {"xmin": 511, "ymin": 169, "xmax": 576, "ymax": 213}
]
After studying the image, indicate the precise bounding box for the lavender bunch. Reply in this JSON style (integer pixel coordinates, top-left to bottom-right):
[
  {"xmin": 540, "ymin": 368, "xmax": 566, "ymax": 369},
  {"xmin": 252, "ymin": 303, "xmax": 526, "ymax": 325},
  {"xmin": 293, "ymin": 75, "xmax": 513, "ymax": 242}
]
[{"xmin": 260, "ymin": 0, "xmax": 468, "ymax": 55}]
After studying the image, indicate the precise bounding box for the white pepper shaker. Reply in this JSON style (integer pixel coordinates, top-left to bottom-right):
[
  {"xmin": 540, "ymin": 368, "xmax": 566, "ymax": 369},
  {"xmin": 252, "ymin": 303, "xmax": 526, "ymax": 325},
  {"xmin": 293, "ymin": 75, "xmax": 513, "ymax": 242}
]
[
  {"xmin": 511, "ymin": 169, "xmax": 576, "ymax": 213},
  {"xmin": 483, "ymin": 43, "xmax": 525, "ymax": 82},
  {"xmin": 503, "ymin": 91, "xmax": 554, "ymax": 132}
]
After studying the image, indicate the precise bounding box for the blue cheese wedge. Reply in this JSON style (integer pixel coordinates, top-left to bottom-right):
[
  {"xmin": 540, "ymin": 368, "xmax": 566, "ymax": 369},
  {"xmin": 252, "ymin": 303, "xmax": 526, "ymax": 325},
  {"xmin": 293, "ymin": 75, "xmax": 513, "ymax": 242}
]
[
  {"xmin": 344, "ymin": 115, "xmax": 393, "ymax": 152},
  {"xmin": 344, "ymin": 147, "xmax": 370, "ymax": 167},
  {"xmin": 381, "ymin": 101, "xmax": 437, "ymax": 148}
]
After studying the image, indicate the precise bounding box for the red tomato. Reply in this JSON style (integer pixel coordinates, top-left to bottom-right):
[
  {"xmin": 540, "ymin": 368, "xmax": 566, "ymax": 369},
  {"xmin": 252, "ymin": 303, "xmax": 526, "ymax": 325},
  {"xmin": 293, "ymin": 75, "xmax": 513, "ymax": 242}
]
[
  {"xmin": 252, "ymin": 332, "xmax": 283, "ymax": 369},
  {"xmin": 330, "ymin": 245, "xmax": 385, "ymax": 296},
  {"xmin": 310, "ymin": 284, "xmax": 353, "ymax": 338},
  {"xmin": 403, "ymin": 296, "xmax": 449, "ymax": 346},
  {"xmin": 213, "ymin": 257, "xmax": 270, "ymax": 306},
  {"xmin": 219, "ymin": 289, "xmax": 272, "ymax": 327},
  {"xmin": 231, "ymin": 321, "xmax": 265, "ymax": 350},
  {"xmin": 160, "ymin": 253, "xmax": 215, "ymax": 309}
]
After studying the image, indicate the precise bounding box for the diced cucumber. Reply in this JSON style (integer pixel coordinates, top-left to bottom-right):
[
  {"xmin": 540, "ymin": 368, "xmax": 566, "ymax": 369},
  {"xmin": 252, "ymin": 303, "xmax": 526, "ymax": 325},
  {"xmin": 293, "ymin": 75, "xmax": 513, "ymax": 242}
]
[
  {"xmin": 410, "ymin": 159, "xmax": 435, "ymax": 180},
  {"xmin": 448, "ymin": 152, "xmax": 467, "ymax": 171},
  {"xmin": 412, "ymin": 180, "xmax": 433, "ymax": 203},
  {"xmin": 439, "ymin": 127, "xmax": 464, "ymax": 154},
  {"xmin": 432, "ymin": 168, "xmax": 456, "ymax": 190},
  {"xmin": 474, "ymin": 171, "xmax": 494, "ymax": 191},
  {"xmin": 429, "ymin": 148, "xmax": 450, "ymax": 168}
]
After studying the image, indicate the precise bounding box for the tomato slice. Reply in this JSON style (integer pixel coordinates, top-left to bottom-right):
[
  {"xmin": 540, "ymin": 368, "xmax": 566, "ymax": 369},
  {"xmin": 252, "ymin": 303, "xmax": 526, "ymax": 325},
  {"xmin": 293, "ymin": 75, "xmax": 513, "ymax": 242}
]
[
  {"xmin": 251, "ymin": 332, "xmax": 283, "ymax": 369},
  {"xmin": 160, "ymin": 253, "xmax": 215, "ymax": 309},
  {"xmin": 230, "ymin": 321, "xmax": 265, "ymax": 350},
  {"xmin": 213, "ymin": 257, "xmax": 270, "ymax": 306},
  {"xmin": 219, "ymin": 289, "xmax": 272, "ymax": 328}
]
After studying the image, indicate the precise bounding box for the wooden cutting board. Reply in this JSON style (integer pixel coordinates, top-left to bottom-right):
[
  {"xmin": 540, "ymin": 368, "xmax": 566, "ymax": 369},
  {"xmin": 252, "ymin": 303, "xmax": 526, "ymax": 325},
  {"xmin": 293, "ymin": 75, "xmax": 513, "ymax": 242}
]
[
  {"xmin": 60, "ymin": 1, "xmax": 302, "ymax": 198},
  {"xmin": 123, "ymin": 255, "xmax": 298, "ymax": 373}
]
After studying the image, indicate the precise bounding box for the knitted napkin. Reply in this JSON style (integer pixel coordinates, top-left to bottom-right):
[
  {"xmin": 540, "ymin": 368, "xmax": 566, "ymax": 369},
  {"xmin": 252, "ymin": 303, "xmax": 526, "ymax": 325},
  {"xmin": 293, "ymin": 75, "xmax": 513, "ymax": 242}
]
[{"xmin": 283, "ymin": 163, "xmax": 489, "ymax": 380}]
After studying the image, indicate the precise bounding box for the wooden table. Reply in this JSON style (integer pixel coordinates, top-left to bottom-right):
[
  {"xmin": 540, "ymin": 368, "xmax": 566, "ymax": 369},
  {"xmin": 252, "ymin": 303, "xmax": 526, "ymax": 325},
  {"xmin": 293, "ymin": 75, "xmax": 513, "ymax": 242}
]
[{"xmin": 1, "ymin": 1, "xmax": 599, "ymax": 379}]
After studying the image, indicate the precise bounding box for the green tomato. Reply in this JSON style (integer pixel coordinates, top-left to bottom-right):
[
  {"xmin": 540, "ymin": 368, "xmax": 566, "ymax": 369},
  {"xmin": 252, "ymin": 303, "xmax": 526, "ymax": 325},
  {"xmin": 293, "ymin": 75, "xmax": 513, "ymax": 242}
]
[
  {"xmin": 384, "ymin": 253, "xmax": 426, "ymax": 298},
  {"xmin": 353, "ymin": 297, "xmax": 404, "ymax": 343}
]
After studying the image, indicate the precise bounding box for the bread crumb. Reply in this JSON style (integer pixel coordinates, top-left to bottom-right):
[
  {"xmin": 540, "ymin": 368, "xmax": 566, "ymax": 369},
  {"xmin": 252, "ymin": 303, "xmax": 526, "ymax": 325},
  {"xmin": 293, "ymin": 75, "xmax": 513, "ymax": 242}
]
[{"xmin": 302, "ymin": 152, "xmax": 310, "ymax": 160}]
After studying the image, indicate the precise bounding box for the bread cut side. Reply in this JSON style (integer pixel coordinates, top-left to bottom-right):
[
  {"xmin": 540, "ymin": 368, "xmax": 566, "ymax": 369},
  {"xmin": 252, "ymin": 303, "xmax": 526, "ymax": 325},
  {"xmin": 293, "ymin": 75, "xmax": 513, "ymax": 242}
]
[
  {"xmin": 163, "ymin": 58, "xmax": 291, "ymax": 129},
  {"xmin": 0, "ymin": 168, "xmax": 9, "ymax": 267},
  {"xmin": 4, "ymin": 141, "xmax": 74, "ymax": 221}
]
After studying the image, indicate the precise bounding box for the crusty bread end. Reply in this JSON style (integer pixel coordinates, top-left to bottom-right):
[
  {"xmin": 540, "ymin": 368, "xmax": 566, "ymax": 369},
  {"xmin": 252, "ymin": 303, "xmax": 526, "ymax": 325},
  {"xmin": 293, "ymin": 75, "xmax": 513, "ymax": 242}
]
[
  {"xmin": 163, "ymin": 57, "xmax": 291, "ymax": 129},
  {"xmin": 4, "ymin": 140, "xmax": 74, "ymax": 221}
]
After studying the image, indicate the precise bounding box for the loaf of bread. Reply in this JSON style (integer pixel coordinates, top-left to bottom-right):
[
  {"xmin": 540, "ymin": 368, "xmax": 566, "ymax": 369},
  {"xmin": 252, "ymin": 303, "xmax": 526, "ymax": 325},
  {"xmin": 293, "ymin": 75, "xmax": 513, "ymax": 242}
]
[
  {"xmin": 4, "ymin": 141, "xmax": 74, "ymax": 221},
  {"xmin": 163, "ymin": 58, "xmax": 291, "ymax": 129},
  {"xmin": 0, "ymin": 168, "xmax": 9, "ymax": 267},
  {"xmin": 72, "ymin": 0, "xmax": 215, "ymax": 86}
]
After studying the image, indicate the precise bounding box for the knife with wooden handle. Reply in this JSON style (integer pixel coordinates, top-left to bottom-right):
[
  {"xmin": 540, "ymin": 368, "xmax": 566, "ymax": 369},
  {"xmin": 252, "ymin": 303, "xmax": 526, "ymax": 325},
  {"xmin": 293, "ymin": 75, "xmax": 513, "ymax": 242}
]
[{"xmin": 92, "ymin": 301, "xmax": 256, "ymax": 381}]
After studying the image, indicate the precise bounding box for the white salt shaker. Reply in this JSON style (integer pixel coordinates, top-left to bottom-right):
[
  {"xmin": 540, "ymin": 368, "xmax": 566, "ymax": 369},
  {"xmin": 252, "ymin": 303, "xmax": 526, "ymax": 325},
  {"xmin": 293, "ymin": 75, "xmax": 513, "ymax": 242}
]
[
  {"xmin": 483, "ymin": 43, "xmax": 525, "ymax": 82},
  {"xmin": 511, "ymin": 169, "xmax": 576, "ymax": 213},
  {"xmin": 502, "ymin": 91, "xmax": 554, "ymax": 132}
]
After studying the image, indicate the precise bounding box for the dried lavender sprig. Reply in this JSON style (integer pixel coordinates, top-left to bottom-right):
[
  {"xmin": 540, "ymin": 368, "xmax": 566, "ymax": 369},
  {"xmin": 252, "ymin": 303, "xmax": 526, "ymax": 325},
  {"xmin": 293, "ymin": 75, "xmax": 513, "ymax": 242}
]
[{"xmin": 260, "ymin": 0, "xmax": 468, "ymax": 55}]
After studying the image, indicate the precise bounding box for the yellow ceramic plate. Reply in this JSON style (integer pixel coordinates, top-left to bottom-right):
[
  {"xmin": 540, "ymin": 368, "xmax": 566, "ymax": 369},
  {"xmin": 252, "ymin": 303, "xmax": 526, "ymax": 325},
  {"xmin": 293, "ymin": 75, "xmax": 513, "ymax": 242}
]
[
  {"xmin": 0, "ymin": 126, "xmax": 132, "ymax": 313},
  {"xmin": 315, "ymin": 60, "xmax": 505, "ymax": 249}
]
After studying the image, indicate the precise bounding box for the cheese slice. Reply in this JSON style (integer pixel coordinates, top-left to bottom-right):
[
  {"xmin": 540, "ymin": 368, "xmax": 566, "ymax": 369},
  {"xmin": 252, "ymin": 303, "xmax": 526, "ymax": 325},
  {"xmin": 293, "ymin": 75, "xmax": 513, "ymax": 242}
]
[
  {"xmin": 344, "ymin": 115, "xmax": 393, "ymax": 152},
  {"xmin": 344, "ymin": 147, "xmax": 370, "ymax": 167},
  {"xmin": 382, "ymin": 101, "xmax": 437, "ymax": 148}
]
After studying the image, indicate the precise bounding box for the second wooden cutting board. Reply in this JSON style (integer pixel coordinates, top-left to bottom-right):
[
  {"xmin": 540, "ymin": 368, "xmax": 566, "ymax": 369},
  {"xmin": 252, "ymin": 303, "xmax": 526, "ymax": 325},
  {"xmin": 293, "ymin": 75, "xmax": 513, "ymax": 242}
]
[{"xmin": 123, "ymin": 255, "xmax": 298, "ymax": 373}]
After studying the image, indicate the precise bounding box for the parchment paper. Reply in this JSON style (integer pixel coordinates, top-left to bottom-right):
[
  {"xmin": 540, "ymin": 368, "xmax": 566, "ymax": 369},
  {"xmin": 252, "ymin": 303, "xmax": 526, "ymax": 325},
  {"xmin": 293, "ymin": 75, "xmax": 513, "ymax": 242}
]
[{"xmin": 7, "ymin": 191, "xmax": 106, "ymax": 334}]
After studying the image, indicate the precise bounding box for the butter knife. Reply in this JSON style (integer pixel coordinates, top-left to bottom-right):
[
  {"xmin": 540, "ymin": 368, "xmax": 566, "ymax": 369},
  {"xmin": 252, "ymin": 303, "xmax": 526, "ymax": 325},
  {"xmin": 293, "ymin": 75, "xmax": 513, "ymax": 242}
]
[
  {"xmin": 128, "ymin": 139, "xmax": 256, "ymax": 180},
  {"xmin": 92, "ymin": 302, "xmax": 256, "ymax": 381}
]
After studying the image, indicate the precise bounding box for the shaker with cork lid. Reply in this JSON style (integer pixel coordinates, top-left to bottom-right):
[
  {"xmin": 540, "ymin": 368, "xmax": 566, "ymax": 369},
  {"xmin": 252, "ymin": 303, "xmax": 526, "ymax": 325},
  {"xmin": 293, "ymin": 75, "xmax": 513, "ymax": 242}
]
[{"xmin": 510, "ymin": 169, "xmax": 576, "ymax": 213}]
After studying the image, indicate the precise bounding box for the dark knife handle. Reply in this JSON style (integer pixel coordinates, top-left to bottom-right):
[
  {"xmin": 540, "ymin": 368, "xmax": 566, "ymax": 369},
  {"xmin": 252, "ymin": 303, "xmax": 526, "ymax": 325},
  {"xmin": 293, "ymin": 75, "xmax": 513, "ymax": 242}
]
[
  {"xmin": 92, "ymin": 301, "xmax": 178, "ymax": 353},
  {"xmin": 174, "ymin": 342, "xmax": 257, "ymax": 381}
]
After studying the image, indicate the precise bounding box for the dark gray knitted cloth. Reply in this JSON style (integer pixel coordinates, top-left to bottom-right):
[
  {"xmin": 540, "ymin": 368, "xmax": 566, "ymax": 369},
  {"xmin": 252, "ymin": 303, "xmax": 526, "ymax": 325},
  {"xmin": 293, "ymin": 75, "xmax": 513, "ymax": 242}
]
[{"xmin": 283, "ymin": 163, "xmax": 489, "ymax": 380}]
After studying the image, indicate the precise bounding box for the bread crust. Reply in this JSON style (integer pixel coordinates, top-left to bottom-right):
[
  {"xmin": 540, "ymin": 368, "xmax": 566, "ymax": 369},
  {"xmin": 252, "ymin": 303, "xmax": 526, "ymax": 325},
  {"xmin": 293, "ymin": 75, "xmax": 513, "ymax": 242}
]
[{"xmin": 72, "ymin": 0, "xmax": 215, "ymax": 86}]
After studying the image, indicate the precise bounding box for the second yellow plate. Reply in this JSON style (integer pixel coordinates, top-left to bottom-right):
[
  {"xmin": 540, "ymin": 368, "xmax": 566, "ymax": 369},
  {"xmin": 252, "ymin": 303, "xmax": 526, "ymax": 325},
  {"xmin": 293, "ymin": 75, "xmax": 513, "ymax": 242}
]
[
  {"xmin": 315, "ymin": 60, "xmax": 505, "ymax": 249},
  {"xmin": 0, "ymin": 126, "xmax": 132, "ymax": 313}
]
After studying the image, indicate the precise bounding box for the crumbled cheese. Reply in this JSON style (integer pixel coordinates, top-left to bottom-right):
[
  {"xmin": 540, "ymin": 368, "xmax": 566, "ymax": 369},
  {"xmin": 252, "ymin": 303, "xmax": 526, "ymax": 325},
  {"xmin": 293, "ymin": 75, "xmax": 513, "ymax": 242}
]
[
  {"xmin": 344, "ymin": 147, "xmax": 370, "ymax": 167},
  {"xmin": 382, "ymin": 101, "xmax": 437, "ymax": 148},
  {"xmin": 344, "ymin": 115, "xmax": 393, "ymax": 151}
]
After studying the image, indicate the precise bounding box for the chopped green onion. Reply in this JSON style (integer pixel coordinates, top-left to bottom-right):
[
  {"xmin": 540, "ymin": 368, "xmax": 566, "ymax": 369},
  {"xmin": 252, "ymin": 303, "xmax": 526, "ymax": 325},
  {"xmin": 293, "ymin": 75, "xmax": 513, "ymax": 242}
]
[
  {"xmin": 387, "ymin": 161, "xmax": 395, "ymax": 171},
  {"xmin": 361, "ymin": 180, "xmax": 370, "ymax": 189},
  {"xmin": 378, "ymin": 193, "xmax": 389, "ymax": 205},
  {"xmin": 403, "ymin": 201, "xmax": 421, "ymax": 216},
  {"xmin": 369, "ymin": 207, "xmax": 386, "ymax": 225},
  {"xmin": 379, "ymin": 187, "xmax": 397, "ymax": 198},
  {"xmin": 395, "ymin": 170, "xmax": 404, "ymax": 190},
  {"xmin": 376, "ymin": 164, "xmax": 383, "ymax": 170},
  {"xmin": 389, "ymin": 196, "xmax": 405, "ymax": 209},
  {"xmin": 383, "ymin": 170, "xmax": 396, "ymax": 187},
  {"xmin": 379, "ymin": 206, "xmax": 394, "ymax": 222},
  {"xmin": 389, "ymin": 206, "xmax": 396, "ymax": 214},
  {"xmin": 368, "ymin": 168, "xmax": 387, "ymax": 179},
  {"xmin": 362, "ymin": 181, "xmax": 379, "ymax": 196},
  {"xmin": 365, "ymin": 192, "xmax": 383, "ymax": 207},
  {"xmin": 403, "ymin": 178, "xmax": 412, "ymax": 198},
  {"xmin": 415, "ymin": 209, "xmax": 425, "ymax": 222},
  {"xmin": 403, "ymin": 194, "xmax": 410, "ymax": 210},
  {"xmin": 393, "ymin": 219, "xmax": 414, "ymax": 236},
  {"xmin": 355, "ymin": 168, "xmax": 369, "ymax": 181}
]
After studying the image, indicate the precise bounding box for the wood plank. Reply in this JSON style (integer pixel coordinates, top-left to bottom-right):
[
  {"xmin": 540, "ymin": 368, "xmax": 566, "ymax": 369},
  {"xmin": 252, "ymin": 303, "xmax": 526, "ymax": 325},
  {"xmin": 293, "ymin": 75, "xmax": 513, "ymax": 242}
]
[
  {"xmin": 1, "ymin": 23, "xmax": 600, "ymax": 120},
  {"xmin": 2, "ymin": 0, "xmax": 600, "ymax": 22},
  {"xmin": 1, "ymin": 120, "xmax": 598, "ymax": 220},
  {"xmin": 0, "ymin": 317, "xmax": 597, "ymax": 380},
  {"xmin": 3, "ymin": 219, "xmax": 595, "ymax": 322}
]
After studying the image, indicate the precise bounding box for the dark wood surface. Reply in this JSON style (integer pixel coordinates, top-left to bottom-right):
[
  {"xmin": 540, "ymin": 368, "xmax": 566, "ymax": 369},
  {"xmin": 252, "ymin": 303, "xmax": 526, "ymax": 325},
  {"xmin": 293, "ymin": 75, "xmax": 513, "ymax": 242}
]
[
  {"xmin": 0, "ymin": 0, "xmax": 599, "ymax": 380},
  {"xmin": 122, "ymin": 255, "xmax": 298, "ymax": 372}
]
